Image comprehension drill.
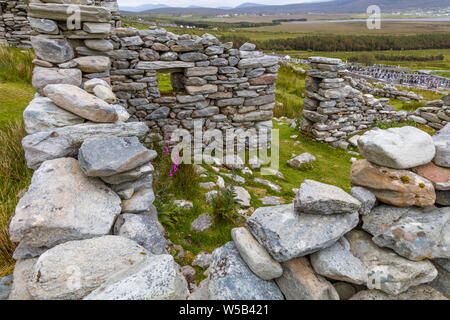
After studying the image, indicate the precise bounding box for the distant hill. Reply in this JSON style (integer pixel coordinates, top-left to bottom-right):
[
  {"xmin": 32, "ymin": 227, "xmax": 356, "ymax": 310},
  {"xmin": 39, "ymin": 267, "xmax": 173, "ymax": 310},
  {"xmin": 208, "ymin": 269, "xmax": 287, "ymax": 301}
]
[
  {"xmin": 123, "ymin": 0, "xmax": 450, "ymax": 15},
  {"xmin": 119, "ymin": 4, "xmax": 170, "ymax": 12}
]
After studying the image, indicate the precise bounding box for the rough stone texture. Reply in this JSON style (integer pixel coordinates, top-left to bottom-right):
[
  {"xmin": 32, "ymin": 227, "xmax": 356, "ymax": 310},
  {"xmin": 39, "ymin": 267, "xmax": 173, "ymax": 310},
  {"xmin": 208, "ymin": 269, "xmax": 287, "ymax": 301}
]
[
  {"xmin": 429, "ymin": 258, "xmax": 450, "ymax": 296},
  {"xmin": 432, "ymin": 123, "xmax": 450, "ymax": 168},
  {"xmin": 247, "ymin": 204, "xmax": 359, "ymax": 262},
  {"xmin": 208, "ymin": 242, "xmax": 284, "ymax": 300},
  {"xmin": 223, "ymin": 155, "xmax": 244, "ymax": 170},
  {"xmin": 43, "ymin": 84, "xmax": 118, "ymax": 123},
  {"xmin": 294, "ymin": 179, "xmax": 361, "ymax": 215},
  {"xmin": 22, "ymin": 122, "xmax": 148, "ymax": 169},
  {"xmin": 192, "ymin": 252, "xmax": 212, "ymax": 268},
  {"xmin": 23, "ymin": 96, "xmax": 84, "ymax": 134},
  {"xmin": 275, "ymin": 257, "xmax": 340, "ymax": 300},
  {"xmin": 287, "ymin": 153, "xmax": 316, "ymax": 169},
  {"xmin": 28, "ymin": 236, "xmax": 149, "ymax": 300},
  {"xmin": 101, "ymin": 163, "xmax": 154, "ymax": 185},
  {"xmin": 30, "ymin": 36, "xmax": 74, "ymax": 64},
  {"xmin": 191, "ymin": 214, "xmax": 213, "ymax": 232},
  {"xmin": 357, "ymin": 127, "xmax": 436, "ymax": 169},
  {"xmin": 79, "ymin": 137, "xmax": 152, "ymax": 177},
  {"xmin": 349, "ymin": 285, "xmax": 448, "ymax": 300},
  {"xmin": 362, "ymin": 205, "xmax": 450, "ymax": 261},
  {"xmin": 8, "ymin": 258, "xmax": 38, "ymax": 300},
  {"xmin": 9, "ymin": 158, "xmax": 121, "ymax": 249},
  {"xmin": 351, "ymin": 160, "xmax": 436, "ymax": 207},
  {"xmin": 32, "ymin": 67, "xmax": 82, "ymax": 95},
  {"xmin": 346, "ymin": 230, "xmax": 437, "ymax": 295},
  {"xmin": 333, "ymin": 282, "xmax": 357, "ymax": 300},
  {"xmin": 114, "ymin": 214, "xmax": 167, "ymax": 255},
  {"xmin": 412, "ymin": 162, "xmax": 450, "ymax": 191},
  {"xmin": 231, "ymin": 227, "xmax": 283, "ymax": 280},
  {"xmin": 234, "ymin": 186, "xmax": 251, "ymax": 208},
  {"xmin": 72, "ymin": 56, "xmax": 111, "ymax": 73},
  {"xmin": 0, "ymin": 275, "xmax": 13, "ymax": 300},
  {"xmin": 84, "ymin": 255, "xmax": 189, "ymax": 300},
  {"xmin": 121, "ymin": 188, "xmax": 155, "ymax": 213},
  {"xmin": 350, "ymin": 186, "xmax": 377, "ymax": 215},
  {"xmin": 310, "ymin": 237, "xmax": 367, "ymax": 285}
]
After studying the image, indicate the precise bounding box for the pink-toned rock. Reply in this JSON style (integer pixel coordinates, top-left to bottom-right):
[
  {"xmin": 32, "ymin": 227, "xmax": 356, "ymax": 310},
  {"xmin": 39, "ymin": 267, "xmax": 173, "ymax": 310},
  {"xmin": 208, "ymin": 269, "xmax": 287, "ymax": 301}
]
[
  {"xmin": 412, "ymin": 162, "xmax": 450, "ymax": 191},
  {"xmin": 249, "ymin": 74, "xmax": 277, "ymax": 85},
  {"xmin": 351, "ymin": 160, "xmax": 436, "ymax": 207}
]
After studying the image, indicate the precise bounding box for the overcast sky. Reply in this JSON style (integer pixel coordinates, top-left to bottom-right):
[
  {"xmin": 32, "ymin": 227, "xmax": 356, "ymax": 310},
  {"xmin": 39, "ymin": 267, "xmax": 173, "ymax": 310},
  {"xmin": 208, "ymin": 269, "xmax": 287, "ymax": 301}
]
[{"xmin": 118, "ymin": 0, "xmax": 325, "ymax": 8}]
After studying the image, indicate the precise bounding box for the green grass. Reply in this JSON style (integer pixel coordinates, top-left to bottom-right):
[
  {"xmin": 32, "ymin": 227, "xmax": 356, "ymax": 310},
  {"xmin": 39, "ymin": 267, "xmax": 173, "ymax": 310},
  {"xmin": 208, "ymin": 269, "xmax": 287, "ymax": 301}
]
[
  {"xmin": 0, "ymin": 46, "xmax": 34, "ymax": 83},
  {"xmin": 274, "ymin": 63, "xmax": 306, "ymax": 118},
  {"xmin": 0, "ymin": 82, "xmax": 34, "ymax": 128},
  {"xmin": 157, "ymin": 72, "xmax": 174, "ymax": 94}
]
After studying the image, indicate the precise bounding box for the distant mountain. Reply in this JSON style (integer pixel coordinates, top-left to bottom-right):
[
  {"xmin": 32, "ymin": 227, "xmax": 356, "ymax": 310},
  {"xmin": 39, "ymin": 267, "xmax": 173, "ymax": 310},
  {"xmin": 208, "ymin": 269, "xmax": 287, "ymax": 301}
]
[
  {"xmin": 123, "ymin": 0, "xmax": 450, "ymax": 15},
  {"xmin": 119, "ymin": 4, "xmax": 170, "ymax": 12},
  {"xmin": 235, "ymin": 2, "xmax": 265, "ymax": 8}
]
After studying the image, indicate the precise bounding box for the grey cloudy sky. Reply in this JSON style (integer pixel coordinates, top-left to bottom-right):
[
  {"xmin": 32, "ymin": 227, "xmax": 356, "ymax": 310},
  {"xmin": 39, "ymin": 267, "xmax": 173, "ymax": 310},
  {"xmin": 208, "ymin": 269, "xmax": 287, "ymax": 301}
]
[{"xmin": 118, "ymin": 0, "xmax": 324, "ymax": 8}]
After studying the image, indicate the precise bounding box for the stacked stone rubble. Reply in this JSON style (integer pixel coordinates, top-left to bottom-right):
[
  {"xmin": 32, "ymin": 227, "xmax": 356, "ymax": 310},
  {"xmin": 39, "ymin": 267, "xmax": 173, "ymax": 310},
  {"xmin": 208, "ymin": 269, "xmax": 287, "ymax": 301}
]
[
  {"xmin": 300, "ymin": 57, "xmax": 449, "ymax": 148},
  {"xmin": 0, "ymin": 0, "xmax": 30, "ymax": 48},
  {"xmin": 190, "ymin": 125, "xmax": 449, "ymax": 300}
]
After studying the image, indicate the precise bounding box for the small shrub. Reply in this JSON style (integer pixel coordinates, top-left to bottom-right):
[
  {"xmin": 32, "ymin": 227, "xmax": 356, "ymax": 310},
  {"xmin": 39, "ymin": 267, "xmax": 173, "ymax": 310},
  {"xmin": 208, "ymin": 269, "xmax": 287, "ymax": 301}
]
[{"xmin": 211, "ymin": 186, "xmax": 240, "ymax": 223}]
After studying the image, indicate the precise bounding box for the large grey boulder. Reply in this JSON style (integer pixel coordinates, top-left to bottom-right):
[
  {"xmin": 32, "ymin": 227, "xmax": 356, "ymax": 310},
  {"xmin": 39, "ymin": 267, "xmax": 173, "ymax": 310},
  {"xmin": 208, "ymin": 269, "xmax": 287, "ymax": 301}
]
[
  {"xmin": 32, "ymin": 67, "xmax": 82, "ymax": 95},
  {"xmin": 23, "ymin": 96, "xmax": 84, "ymax": 134},
  {"xmin": 84, "ymin": 255, "xmax": 189, "ymax": 300},
  {"xmin": 28, "ymin": 236, "xmax": 149, "ymax": 300},
  {"xmin": 43, "ymin": 84, "xmax": 118, "ymax": 123},
  {"xmin": 22, "ymin": 122, "xmax": 148, "ymax": 169},
  {"xmin": 275, "ymin": 257, "xmax": 339, "ymax": 300},
  {"xmin": 30, "ymin": 36, "xmax": 74, "ymax": 64},
  {"xmin": 310, "ymin": 238, "xmax": 367, "ymax": 285},
  {"xmin": 79, "ymin": 137, "xmax": 152, "ymax": 177},
  {"xmin": 432, "ymin": 123, "xmax": 450, "ymax": 168},
  {"xmin": 294, "ymin": 179, "xmax": 361, "ymax": 215},
  {"xmin": 114, "ymin": 214, "xmax": 166, "ymax": 254},
  {"xmin": 231, "ymin": 227, "xmax": 283, "ymax": 280},
  {"xmin": 8, "ymin": 258, "xmax": 37, "ymax": 300},
  {"xmin": 247, "ymin": 204, "xmax": 359, "ymax": 262},
  {"xmin": 357, "ymin": 127, "xmax": 436, "ymax": 169},
  {"xmin": 362, "ymin": 205, "xmax": 450, "ymax": 261},
  {"xmin": 208, "ymin": 242, "xmax": 284, "ymax": 300},
  {"xmin": 9, "ymin": 158, "xmax": 121, "ymax": 249},
  {"xmin": 345, "ymin": 230, "xmax": 437, "ymax": 295}
]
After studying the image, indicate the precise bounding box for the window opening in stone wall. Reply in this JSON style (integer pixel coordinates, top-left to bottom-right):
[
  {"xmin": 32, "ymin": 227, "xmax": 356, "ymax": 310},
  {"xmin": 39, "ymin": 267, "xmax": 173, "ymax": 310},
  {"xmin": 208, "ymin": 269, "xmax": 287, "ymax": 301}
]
[{"xmin": 157, "ymin": 72, "xmax": 186, "ymax": 96}]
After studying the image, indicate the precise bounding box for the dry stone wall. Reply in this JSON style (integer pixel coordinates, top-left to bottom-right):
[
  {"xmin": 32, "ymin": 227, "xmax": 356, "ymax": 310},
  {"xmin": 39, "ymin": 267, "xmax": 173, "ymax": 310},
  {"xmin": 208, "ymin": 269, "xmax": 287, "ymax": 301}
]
[
  {"xmin": 300, "ymin": 57, "xmax": 449, "ymax": 148},
  {"xmin": 0, "ymin": 0, "xmax": 30, "ymax": 48}
]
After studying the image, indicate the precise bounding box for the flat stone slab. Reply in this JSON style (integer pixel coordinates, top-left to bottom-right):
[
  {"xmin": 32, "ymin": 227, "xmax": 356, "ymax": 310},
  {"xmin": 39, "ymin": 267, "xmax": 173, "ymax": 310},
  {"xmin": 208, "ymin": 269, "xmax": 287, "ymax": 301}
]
[
  {"xmin": 23, "ymin": 96, "xmax": 84, "ymax": 135},
  {"xmin": 84, "ymin": 255, "xmax": 189, "ymax": 300},
  {"xmin": 9, "ymin": 158, "xmax": 121, "ymax": 249},
  {"xmin": 208, "ymin": 242, "xmax": 284, "ymax": 300},
  {"xmin": 22, "ymin": 122, "xmax": 149, "ymax": 170},
  {"xmin": 231, "ymin": 227, "xmax": 283, "ymax": 280},
  {"xmin": 32, "ymin": 67, "xmax": 81, "ymax": 95},
  {"xmin": 247, "ymin": 204, "xmax": 359, "ymax": 262},
  {"xmin": 294, "ymin": 179, "xmax": 361, "ymax": 215},
  {"xmin": 28, "ymin": 236, "xmax": 149, "ymax": 300},
  {"xmin": 79, "ymin": 137, "xmax": 152, "ymax": 177},
  {"xmin": 43, "ymin": 84, "xmax": 118, "ymax": 123},
  {"xmin": 346, "ymin": 230, "xmax": 437, "ymax": 295},
  {"xmin": 136, "ymin": 61, "xmax": 195, "ymax": 70},
  {"xmin": 357, "ymin": 126, "xmax": 436, "ymax": 169},
  {"xmin": 28, "ymin": 4, "xmax": 112, "ymax": 23},
  {"xmin": 362, "ymin": 205, "xmax": 450, "ymax": 261}
]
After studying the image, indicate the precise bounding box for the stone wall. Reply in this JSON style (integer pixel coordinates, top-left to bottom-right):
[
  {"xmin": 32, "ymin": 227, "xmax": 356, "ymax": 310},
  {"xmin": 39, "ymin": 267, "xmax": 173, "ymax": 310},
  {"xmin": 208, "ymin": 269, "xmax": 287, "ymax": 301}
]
[
  {"xmin": 0, "ymin": 0, "xmax": 30, "ymax": 48},
  {"xmin": 300, "ymin": 57, "xmax": 449, "ymax": 148}
]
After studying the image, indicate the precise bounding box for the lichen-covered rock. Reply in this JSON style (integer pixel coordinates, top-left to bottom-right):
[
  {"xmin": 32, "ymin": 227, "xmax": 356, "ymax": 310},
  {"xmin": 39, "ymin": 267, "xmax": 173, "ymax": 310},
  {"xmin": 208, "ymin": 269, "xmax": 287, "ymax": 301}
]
[
  {"xmin": 231, "ymin": 227, "xmax": 282, "ymax": 280},
  {"xmin": 114, "ymin": 214, "xmax": 167, "ymax": 255},
  {"xmin": 79, "ymin": 137, "xmax": 152, "ymax": 177},
  {"xmin": 247, "ymin": 204, "xmax": 359, "ymax": 262},
  {"xmin": 349, "ymin": 285, "xmax": 447, "ymax": 300},
  {"xmin": 345, "ymin": 230, "xmax": 437, "ymax": 295},
  {"xmin": 22, "ymin": 122, "xmax": 148, "ymax": 169},
  {"xmin": 9, "ymin": 158, "xmax": 121, "ymax": 249},
  {"xmin": 275, "ymin": 257, "xmax": 339, "ymax": 300},
  {"xmin": 190, "ymin": 214, "xmax": 213, "ymax": 232},
  {"xmin": 362, "ymin": 205, "xmax": 450, "ymax": 261},
  {"xmin": 357, "ymin": 126, "xmax": 435, "ymax": 169},
  {"xmin": 351, "ymin": 160, "xmax": 436, "ymax": 207},
  {"xmin": 23, "ymin": 96, "xmax": 84, "ymax": 134},
  {"xmin": 310, "ymin": 237, "xmax": 367, "ymax": 285},
  {"xmin": 412, "ymin": 162, "xmax": 450, "ymax": 191},
  {"xmin": 294, "ymin": 179, "xmax": 361, "ymax": 215},
  {"xmin": 84, "ymin": 255, "xmax": 189, "ymax": 300},
  {"xmin": 43, "ymin": 84, "xmax": 118, "ymax": 123},
  {"xmin": 28, "ymin": 236, "xmax": 149, "ymax": 300},
  {"xmin": 208, "ymin": 242, "xmax": 284, "ymax": 300}
]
